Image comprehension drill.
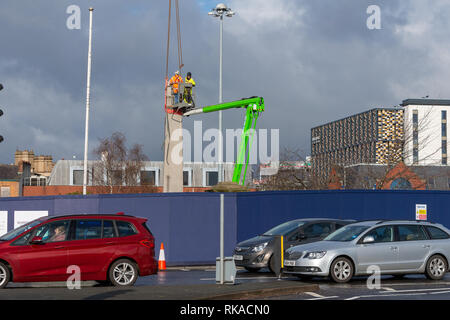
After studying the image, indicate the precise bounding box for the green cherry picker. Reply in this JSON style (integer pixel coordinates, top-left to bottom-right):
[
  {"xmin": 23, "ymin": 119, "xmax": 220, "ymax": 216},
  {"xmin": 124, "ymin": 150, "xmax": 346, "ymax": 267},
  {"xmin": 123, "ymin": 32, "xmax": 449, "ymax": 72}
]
[{"xmin": 165, "ymin": 83, "xmax": 265, "ymax": 186}]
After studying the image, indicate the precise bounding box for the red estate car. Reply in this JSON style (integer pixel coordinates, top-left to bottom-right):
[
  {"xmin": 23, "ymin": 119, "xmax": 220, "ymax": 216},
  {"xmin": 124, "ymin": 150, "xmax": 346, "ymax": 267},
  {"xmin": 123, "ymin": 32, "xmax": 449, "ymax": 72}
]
[{"xmin": 0, "ymin": 213, "xmax": 157, "ymax": 288}]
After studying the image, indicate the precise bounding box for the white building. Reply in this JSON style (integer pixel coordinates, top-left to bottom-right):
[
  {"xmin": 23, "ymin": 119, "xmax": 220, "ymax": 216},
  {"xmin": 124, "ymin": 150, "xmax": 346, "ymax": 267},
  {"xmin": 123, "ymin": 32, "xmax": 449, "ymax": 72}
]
[
  {"xmin": 47, "ymin": 160, "xmax": 251, "ymax": 188},
  {"xmin": 401, "ymin": 99, "xmax": 449, "ymax": 166}
]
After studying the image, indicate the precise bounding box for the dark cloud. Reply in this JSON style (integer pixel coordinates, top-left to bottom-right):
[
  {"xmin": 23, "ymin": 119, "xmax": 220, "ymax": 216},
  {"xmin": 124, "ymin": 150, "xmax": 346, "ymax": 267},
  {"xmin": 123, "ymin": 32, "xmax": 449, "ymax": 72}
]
[{"xmin": 0, "ymin": 0, "xmax": 450, "ymax": 164}]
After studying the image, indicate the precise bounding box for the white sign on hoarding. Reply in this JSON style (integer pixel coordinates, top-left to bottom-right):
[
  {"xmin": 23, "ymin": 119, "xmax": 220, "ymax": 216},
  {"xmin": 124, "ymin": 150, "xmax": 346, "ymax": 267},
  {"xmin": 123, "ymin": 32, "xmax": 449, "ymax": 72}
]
[
  {"xmin": 0, "ymin": 211, "xmax": 7, "ymax": 236},
  {"xmin": 14, "ymin": 211, "xmax": 48, "ymax": 229},
  {"xmin": 416, "ymin": 204, "xmax": 427, "ymax": 221}
]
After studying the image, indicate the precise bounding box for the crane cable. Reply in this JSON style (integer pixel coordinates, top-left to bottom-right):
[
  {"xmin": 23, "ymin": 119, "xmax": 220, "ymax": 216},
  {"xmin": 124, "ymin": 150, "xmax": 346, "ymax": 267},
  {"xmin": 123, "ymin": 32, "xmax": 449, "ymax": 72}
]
[
  {"xmin": 164, "ymin": 0, "xmax": 184, "ymax": 164},
  {"xmin": 164, "ymin": 0, "xmax": 183, "ymax": 82}
]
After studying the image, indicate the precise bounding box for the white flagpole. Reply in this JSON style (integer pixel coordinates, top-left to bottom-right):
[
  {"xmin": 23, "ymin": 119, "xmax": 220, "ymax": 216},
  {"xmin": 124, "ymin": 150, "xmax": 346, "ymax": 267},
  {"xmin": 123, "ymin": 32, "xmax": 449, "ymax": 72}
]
[{"xmin": 83, "ymin": 7, "xmax": 94, "ymax": 195}]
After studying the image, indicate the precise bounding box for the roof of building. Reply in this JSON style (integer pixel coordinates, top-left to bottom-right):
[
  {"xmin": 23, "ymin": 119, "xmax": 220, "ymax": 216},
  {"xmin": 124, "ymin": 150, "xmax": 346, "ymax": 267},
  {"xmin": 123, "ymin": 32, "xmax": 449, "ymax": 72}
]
[
  {"xmin": 401, "ymin": 99, "xmax": 450, "ymax": 107},
  {"xmin": 0, "ymin": 165, "xmax": 19, "ymax": 180}
]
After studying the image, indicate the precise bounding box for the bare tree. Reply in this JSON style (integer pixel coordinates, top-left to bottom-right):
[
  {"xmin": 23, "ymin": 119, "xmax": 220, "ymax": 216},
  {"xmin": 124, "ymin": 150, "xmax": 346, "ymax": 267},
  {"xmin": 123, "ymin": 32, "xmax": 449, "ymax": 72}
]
[
  {"xmin": 92, "ymin": 132, "xmax": 149, "ymax": 193},
  {"xmin": 257, "ymin": 147, "xmax": 315, "ymax": 191}
]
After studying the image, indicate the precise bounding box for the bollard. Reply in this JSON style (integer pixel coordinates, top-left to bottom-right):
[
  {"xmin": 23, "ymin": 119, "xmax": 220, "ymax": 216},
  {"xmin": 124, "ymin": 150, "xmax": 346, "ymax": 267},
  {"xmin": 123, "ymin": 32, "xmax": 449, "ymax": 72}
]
[{"xmin": 272, "ymin": 235, "xmax": 284, "ymax": 278}]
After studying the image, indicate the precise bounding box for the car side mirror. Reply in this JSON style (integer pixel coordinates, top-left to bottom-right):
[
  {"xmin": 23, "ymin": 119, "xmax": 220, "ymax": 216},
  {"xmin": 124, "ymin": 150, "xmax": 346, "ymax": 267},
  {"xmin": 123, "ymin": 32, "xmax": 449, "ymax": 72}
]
[
  {"xmin": 30, "ymin": 236, "xmax": 43, "ymax": 245},
  {"xmin": 363, "ymin": 235, "xmax": 375, "ymax": 244}
]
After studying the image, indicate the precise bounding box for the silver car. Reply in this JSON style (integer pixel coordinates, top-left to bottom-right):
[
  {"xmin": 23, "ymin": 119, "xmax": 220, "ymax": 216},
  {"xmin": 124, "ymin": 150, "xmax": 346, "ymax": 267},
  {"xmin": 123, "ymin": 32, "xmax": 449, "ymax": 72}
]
[{"xmin": 283, "ymin": 220, "xmax": 450, "ymax": 283}]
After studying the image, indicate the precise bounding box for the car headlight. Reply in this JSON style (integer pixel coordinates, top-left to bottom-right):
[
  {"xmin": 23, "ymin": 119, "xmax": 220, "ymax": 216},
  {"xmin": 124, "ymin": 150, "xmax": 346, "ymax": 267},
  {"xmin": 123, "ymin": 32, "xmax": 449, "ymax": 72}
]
[
  {"xmin": 251, "ymin": 242, "xmax": 268, "ymax": 253},
  {"xmin": 304, "ymin": 251, "xmax": 327, "ymax": 259}
]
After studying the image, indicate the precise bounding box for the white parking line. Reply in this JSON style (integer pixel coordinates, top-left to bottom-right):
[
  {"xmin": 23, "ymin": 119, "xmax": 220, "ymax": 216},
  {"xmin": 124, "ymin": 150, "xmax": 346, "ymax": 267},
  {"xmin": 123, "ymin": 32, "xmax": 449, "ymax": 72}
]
[
  {"xmin": 304, "ymin": 292, "xmax": 325, "ymax": 298},
  {"xmin": 430, "ymin": 290, "xmax": 450, "ymax": 295},
  {"xmin": 346, "ymin": 292, "xmax": 427, "ymax": 300},
  {"xmin": 378, "ymin": 287, "xmax": 450, "ymax": 294},
  {"xmin": 304, "ymin": 292, "xmax": 338, "ymax": 300},
  {"xmin": 381, "ymin": 287, "xmax": 396, "ymax": 292},
  {"xmin": 200, "ymin": 277, "xmax": 280, "ymax": 281}
]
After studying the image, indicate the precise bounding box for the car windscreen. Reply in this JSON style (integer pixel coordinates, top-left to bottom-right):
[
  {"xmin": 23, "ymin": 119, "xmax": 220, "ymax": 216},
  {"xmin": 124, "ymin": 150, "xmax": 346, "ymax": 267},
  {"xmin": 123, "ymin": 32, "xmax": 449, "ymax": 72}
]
[
  {"xmin": 262, "ymin": 221, "xmax": 306, "ymax": 236},
  {"xmin": 324, "ymin": 225, "xmax": 370, "ymax": 241},
  {"xmin": 0, "ymin": 218, "xmax": 44, "ymax": 241}
]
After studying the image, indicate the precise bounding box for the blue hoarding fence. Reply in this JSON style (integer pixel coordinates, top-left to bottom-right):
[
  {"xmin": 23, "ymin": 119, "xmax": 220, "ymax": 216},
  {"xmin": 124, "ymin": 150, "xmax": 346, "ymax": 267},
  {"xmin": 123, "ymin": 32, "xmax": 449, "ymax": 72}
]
[{"xmin": 0, "ymin": 190, "xmax": 449, "ymax": 265}]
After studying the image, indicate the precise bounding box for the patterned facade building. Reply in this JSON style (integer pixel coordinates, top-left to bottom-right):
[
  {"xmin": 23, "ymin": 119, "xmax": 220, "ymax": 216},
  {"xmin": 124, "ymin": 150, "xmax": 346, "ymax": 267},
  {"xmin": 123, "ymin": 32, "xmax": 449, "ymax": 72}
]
[{"xmin": 311, "ymin": 108, "xmax": 404, "ymax": 179}]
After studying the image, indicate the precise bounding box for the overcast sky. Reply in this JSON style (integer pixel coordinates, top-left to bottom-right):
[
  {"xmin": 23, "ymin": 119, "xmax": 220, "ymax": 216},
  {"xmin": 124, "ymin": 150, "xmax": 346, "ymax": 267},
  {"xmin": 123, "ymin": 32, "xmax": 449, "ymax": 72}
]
[{"xmin": 1, "ymin": 0, "xmax": 450, "ymax": 164}]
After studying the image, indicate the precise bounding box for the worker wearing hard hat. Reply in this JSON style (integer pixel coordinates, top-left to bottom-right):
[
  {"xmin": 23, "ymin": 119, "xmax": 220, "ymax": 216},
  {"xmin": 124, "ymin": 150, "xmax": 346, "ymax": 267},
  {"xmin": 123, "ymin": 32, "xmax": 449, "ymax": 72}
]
[
  {"xmin": 169, "ymin": 70, "xmax": 183, "ymax": 103},
  {"xmin": 184, "ymin": 72, "xmax": 196, "ymax": 105},
  {"xmin": 185, "ymin": 72, "xmax": 196, "ymax": 86}
]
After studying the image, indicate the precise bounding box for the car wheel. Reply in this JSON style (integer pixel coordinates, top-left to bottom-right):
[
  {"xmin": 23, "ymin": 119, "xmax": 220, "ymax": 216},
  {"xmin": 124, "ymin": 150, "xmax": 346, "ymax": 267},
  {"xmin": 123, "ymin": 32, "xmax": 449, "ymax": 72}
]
[
  {"xmin": 244, "ymin": 267, "xmax": 261, "ymax": 273},
  {"xmin": 109, "ymin": 259, "xmax": 138, "ymax": 287},
  {"xmin": 0, "ymin": 263, "xmax": 11, "ymax": 289},
  {"xmin": 330, "ymin": 257, "xmax": 353, "ymax": 283},
  {"xmin": 425, "ymin": 255, "xmax": 448, "ymax": 280},
  {"xmin": 268, "ymin": 255, "xmax": 277, "ymax": 273}
]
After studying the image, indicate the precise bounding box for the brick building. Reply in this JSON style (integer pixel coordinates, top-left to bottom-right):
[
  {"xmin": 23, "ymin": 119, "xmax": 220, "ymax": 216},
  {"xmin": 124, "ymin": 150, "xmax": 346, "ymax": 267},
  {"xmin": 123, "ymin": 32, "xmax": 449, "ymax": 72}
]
[{"xmin": 15, "ymin": 150, "xmax": 54, "ymax": 186}]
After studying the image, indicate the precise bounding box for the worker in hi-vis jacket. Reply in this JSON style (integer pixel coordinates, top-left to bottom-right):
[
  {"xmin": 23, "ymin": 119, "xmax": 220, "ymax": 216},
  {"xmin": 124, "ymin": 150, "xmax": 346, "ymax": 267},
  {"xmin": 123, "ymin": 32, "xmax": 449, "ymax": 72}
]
[
  {"xmin": 169, "ymin": 70, "xmax": 183, "ymax": 103},
  {"xmin": 183, "ymin": 72, "xmax": 195, "ymax": 104}
]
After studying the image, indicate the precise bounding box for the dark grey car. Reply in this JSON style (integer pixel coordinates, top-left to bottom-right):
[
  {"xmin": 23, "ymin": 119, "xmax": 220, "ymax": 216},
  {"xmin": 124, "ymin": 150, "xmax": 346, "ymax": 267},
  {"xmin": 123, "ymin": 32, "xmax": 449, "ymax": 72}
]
[{"xmin": 233, "ymin": 218, "xmax": 355, "ymax": 273}]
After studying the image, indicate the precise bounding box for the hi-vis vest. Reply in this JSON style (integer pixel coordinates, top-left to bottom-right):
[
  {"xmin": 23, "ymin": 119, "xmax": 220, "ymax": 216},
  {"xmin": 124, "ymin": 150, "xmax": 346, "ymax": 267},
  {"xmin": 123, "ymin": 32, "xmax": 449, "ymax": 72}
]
[
  {"xmin": 169, "ymin": 75, "xmax": 183, "ymax": 93},
  {"xmin": 185, "ymin": 77, "xmax": 196, "ymax": 86}
]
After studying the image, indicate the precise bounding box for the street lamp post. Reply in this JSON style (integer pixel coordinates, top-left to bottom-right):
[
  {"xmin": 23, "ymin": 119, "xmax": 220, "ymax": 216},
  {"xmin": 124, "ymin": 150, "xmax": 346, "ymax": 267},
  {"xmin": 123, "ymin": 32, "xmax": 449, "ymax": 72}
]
[
  {"xmin": 83, "ymin": 7, "xmax": 94, "ymax": 195},
  {"xmin": 208, "ymin": 4, "xmax": 235, "ymax": 183}
]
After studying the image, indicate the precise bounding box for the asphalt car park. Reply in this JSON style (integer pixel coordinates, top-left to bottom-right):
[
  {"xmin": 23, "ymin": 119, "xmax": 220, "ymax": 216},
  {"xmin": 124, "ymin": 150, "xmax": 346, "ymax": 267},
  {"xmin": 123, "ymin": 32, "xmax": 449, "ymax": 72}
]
[
  {"xmin": 263, "ymin": 273, "xmax": 450, "ymax": 300},
  {"xmin": 3, "ymin": 266, "xmax": 450, "ymax": 300},
  {"xmin": 2, "ymin": 217, "xmax": 450, "ymax": 301}
]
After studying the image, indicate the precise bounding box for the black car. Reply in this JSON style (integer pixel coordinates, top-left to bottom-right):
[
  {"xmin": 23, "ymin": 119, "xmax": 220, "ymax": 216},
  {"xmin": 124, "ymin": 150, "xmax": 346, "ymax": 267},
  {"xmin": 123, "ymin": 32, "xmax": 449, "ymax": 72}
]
[{"xmin": 233, "ymin": 218, "xmax": 355, "ymax": 273}]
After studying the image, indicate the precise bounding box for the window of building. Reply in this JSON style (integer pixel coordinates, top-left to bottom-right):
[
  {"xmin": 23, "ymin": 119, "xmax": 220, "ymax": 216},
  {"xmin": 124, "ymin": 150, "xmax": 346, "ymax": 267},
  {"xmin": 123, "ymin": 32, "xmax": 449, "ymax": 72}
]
[
  {"xmin": 30, "ymin": 177, "xmax": 38, "ymax": 186},
  {"xmin": 442, "ymin": 111, "xmax": 447, "ymax": 165},
  {"xmin": 412, "ymin": 111, "xmax": 418, "ymax": 124},
  {"xmin": 72, "ymin": 170, "xmax": 83, "ymax": 186},
  {"xmin": 71, "ymin": 166, "xmax": 85, "ymax": 186},
  {"xmin": 111, "ymin": 170, "xmax": 123, "ymax": 185},
  {"xmin": 203, "ymin": 169, "xmax": 219, "ymax": 187},
  {"xmin": 0, "ymin": 187, "xmax": 10, "ymax": 197},
  {"xmin": 183, "ymin": 169, "xmax": 192, "ymax": 187},
  {"xmin": 140, "ymin": 170, "xmax": 156, "ymax": 185},
  {"xmin": 413, "ymin": 149, "xmax": 419, "ymax": 164},
  {"xmin": 412, "ymin": 110, "xmax": 419, "ymax": 164}
]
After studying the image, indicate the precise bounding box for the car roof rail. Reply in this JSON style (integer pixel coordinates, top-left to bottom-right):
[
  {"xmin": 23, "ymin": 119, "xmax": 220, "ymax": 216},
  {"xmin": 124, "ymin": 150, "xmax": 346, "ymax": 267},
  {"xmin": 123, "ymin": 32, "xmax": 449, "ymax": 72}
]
[{"xmin": 375, "ymin": 220, "xmax": 390, "ymax": 224}]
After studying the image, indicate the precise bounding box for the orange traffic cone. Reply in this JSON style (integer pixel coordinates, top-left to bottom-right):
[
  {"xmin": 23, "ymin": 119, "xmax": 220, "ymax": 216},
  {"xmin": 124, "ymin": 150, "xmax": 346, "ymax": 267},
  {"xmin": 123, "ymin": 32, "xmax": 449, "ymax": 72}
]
[{"xmin": 158, "ymin": 242, "xmax": 166, "ymax": 270}]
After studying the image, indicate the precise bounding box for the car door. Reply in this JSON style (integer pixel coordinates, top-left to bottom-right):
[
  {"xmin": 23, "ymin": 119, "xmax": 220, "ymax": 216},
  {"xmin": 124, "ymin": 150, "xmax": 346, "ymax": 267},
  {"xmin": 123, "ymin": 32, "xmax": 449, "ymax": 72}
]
[
  {"xmin": 13, "ymin": 220, "xmax": 71, "ymax": 281},
  {"xmin": 395, "ymin": 225, "xmax": 430, "ymax": 271},
  {"xmin": 66, "ymin": 219, "xmax": 118, "ymax": 280},
  {"xmin": 355, "ymin": 225, "xmax": 399, "ymax": 273}
]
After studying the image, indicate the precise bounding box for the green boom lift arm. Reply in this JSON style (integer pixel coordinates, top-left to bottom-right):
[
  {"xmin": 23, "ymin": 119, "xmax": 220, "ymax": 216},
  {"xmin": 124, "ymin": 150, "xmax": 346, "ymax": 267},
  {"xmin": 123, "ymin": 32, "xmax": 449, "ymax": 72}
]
[{"xmin": 183, "ymin": 96, "xmax": 265, "ymax": 185}]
